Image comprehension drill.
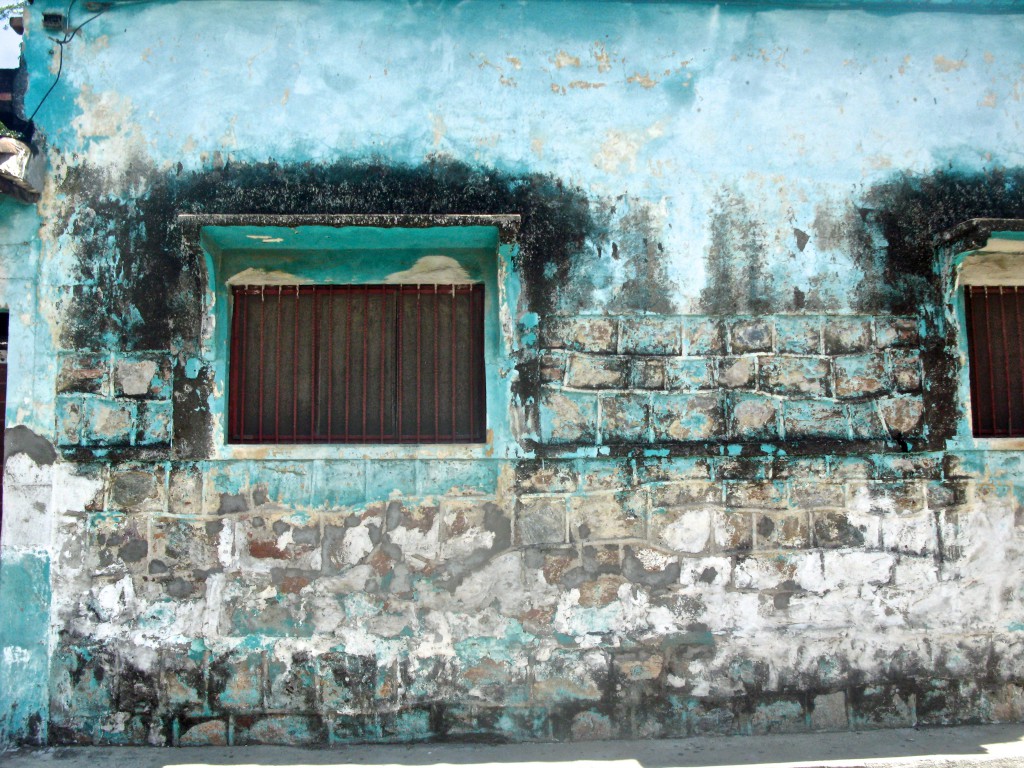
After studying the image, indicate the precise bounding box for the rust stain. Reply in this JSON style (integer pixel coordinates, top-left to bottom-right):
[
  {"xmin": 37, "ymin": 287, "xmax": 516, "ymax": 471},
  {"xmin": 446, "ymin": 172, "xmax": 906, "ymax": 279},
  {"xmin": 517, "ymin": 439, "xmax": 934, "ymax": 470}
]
[
  {"xmin": 627, "ymin": 72, "xmax": 658, "ymax": 89},
  {"xmin": 554, "ymin": 50, "xmax": 581, "ymax": 69},
  {"xmin": 934, "ymin": 55, "xmax": 967, "ymax": 73}
]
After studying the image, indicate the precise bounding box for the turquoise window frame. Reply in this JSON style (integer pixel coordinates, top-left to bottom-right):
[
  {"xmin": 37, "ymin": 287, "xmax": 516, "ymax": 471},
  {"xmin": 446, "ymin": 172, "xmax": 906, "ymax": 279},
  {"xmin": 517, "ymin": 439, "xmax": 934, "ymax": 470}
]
[
  {"xmin": 946, "ymin": 229, "xmax": 1024, "ymax": 451},
  {"xmin": 190, "ymin": 216, "xmax": 522, "ymax": 460}
]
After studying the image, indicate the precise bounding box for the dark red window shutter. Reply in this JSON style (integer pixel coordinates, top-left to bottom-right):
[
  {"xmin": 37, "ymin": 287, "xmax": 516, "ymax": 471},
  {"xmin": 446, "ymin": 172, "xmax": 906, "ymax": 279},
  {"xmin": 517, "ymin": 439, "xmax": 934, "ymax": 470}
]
[
  {"xmin": 229, "ymin": 284, "xmax": 486, "ymax": 444},
  {"xmin": 965, "ymin": 285, "xmax": 1024, "ymax": 438}
]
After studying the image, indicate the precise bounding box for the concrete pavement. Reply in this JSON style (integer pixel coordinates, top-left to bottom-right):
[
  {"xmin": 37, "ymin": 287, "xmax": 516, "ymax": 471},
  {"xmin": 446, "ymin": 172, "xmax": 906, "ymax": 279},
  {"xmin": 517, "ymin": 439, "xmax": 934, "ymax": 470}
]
[{"xmin": 4, "ymin": 724, "xmax": 1024, "ymax": 768}]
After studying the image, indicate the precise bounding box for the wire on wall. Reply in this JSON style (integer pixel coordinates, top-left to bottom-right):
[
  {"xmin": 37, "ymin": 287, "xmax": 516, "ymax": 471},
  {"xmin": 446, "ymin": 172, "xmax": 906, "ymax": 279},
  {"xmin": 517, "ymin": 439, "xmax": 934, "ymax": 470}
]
[{"xmin": 28, "ymin": 0, "xmax": 108, "ymax": 122}]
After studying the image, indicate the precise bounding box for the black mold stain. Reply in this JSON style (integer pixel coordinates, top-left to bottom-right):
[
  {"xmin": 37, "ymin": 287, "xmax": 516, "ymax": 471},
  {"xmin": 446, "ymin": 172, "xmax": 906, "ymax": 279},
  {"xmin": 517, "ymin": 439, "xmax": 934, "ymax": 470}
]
[
  {"xmin": 4, "ymin": 425, "xmax": 58, "ymax": 465},
  {"xmin": 607, "ymin": 201, "xmax": 676, "ymax": 315},
  {"xmin": 54, "ymin": 157, "xmax": 601, "ymax": 458},
  {"xmin": 700, "ymin": 188, "xmax": 773, "ymax": 315}
]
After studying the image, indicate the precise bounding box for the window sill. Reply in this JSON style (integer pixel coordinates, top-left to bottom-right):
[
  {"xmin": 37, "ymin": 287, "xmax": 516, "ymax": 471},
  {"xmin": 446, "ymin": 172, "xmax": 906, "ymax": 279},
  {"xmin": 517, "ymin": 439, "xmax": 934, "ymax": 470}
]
[{"xmin": 213, "ymin": 438, "xmax": 505, "ymax": 462}]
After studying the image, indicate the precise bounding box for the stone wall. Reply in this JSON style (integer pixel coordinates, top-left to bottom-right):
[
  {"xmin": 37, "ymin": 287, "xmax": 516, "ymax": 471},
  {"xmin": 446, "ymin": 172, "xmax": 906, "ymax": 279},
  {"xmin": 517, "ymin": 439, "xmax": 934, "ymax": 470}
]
[{"xmin": 4, "ymin": 0, "xmax": 1024, "ymax": 749}]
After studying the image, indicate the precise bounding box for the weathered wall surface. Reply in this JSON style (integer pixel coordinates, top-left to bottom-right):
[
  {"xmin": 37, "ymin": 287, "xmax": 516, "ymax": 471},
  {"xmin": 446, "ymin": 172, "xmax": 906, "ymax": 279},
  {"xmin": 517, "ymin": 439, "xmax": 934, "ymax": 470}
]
[{"xmin": 2, "ymin": 0, "xmax": 1024, "ymax": 747}]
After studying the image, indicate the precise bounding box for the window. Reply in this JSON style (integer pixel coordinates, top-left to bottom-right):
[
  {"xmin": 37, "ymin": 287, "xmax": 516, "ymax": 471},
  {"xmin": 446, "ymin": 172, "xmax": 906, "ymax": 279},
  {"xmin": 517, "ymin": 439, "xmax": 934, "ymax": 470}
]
[
  {"xmin": 964, "ymin": 285, "xmax": 1024, "ymax": 437},
  {"xmin": 228, "ymin": 283, "xmax": 486, "ymax": 444}
]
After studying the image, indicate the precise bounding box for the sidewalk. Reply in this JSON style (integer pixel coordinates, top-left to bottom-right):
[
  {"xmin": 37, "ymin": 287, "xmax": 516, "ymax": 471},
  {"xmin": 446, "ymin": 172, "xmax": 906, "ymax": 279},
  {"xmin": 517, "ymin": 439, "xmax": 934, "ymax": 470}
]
[{"xmin": 4, "ymin": 724, "xmax": 1024, "ymax": 768}]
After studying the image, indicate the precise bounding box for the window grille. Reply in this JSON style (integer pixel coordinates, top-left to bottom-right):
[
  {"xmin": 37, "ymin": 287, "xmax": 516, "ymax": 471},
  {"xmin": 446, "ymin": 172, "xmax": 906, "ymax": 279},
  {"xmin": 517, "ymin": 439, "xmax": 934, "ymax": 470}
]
[
  {"xmin": 228, "ymin": 284, "xmax": 486, "ymax": 444},
  {"xmin": 964, "ymin": 285, "xmax": 1024, "ymax": 437}
]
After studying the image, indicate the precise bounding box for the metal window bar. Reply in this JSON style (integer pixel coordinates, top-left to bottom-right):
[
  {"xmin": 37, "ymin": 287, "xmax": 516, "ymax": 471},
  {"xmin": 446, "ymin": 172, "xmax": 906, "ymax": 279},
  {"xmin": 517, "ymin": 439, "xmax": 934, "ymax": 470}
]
[
  {"xmin": 229, "ymin": 284, "xmax": 486, "ymax": 444},
  {"xmin": 965, "ymin": 285, "xmax": 1024, "ymax": 438}
]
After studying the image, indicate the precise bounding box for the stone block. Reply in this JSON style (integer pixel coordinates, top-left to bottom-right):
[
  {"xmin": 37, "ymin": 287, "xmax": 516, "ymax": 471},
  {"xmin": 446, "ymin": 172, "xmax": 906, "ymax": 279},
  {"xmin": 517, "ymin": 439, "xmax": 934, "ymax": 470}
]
[
  {"xmin": 167, "ymin": 464, "xmax": 202, "ymax": 516},
  {"xmin": 887, "ymin": 349, "xmax": 923, "ymax": 392},
  {"xmin": 678, "ymin": 555, "xmax": 732, "ymax": 586},
  {"xmin": 57, "ymin": 352, "xmax": 109, "ymax": 395},
  {"xmin": 416, "ymin": 459, "xmax": 496, "ymax": 497},
  {"xmin": 824, "ymin": 317, "xmax": 871, "ymax": 354},
  {"xmin": 243, "ymin": 716, "xmax": 325, "ymax": 746},
  {"xmin": 637, "ymin": 456, "xmax": 713, "ymax": 483},
  {"xmin": 109, "ymin": 465, "xmax": 165, "ymax": 512},
  {"xmin": 266, "ymin": 653, "xmax": 319, "ymax": 711},
  {"xmin": 650, "ymin": 481, "xmax": 721, "ymax": 507},
  {"xmin": 570, "ymin": 491, "xmax": 645, "ymax": 541},
  {"xmin": 821, "ymin": 550, "xmax": 895, "ymax": 589},
  {"xmin": 874, "ymin": 454, "xmax": 942, "ymax": 481},
  {"xmin": 925, "ymin": 480, "xmax": 968, "ymax": 510},
  {"xmin": 664, "ymin": 357, "xmax": 715, "ymax": 391},
  {"xmin": 618, "ymin": 316, "xmax": 681, "ymax": 355},
  {"xmin": 812, "ymin": 510, "xmax": 877, "ymax": 549},
  {"xmin": 730, "ymin": 393, "xmax": 779, "ymax": 440},
  {"xmin": 244, "ymin": 514, "xmax": 321, "ymax": 563},
  {"xmin": 114, "ymin": 353, "xmax": 172, "ymax": 399},
  {"xmin": 849, "ymin": 481, "xmax": 925, "ymax": 514},
  {"xmin": 789, "ymin": 480, "xmax": 845, "ymax": 508},
  {"xmin": 579, "ymin": 459, "xmax": 634, "ymax": 491},
  {"xmin": 651, "ymin": 393, "xmax": 724, "ymax": 442},
  {"xmin": 516, "ymin": 496, "xmax": 567, "ymax": 545},
  {"xmin": 84, "ymin": 397, "xmax": 136, "ymax": 446},
  {"xmin": 875, "ymin": 316, "xmax": 920, "ymax": 348},
  {"xmin": 772, "ymin": 456, "xmax": 828, "ymax": 480},
  {"xmin": 152, "ymin": 517, "xmax": 223, "ymax": 576},
  {"xmin": 319, "ymin": 652, "xmax": 380, "ymax": 712},
  {"xmin": 783, "ymin": 399, "xmax": 847, "ymax": 439},
  {"xmin": 600, "ymin": 394, "xmax": 650, "ymax": 443},
  {"xmin": 649, "ymin": 506, "xmax": 712, "ymax": 553},
  {"xmin": 761, "ymin": 356, "xmax": 831, "ymax": 397},
  {"xmin": 726, "ymin": 481, "xmax": 787, "ymax": 509},
  {"xmin": 847, "ymin": 401, "xmax": 887, "ymax": 440},
  {"xmin": 531, "ymin": 650, "xmax": 607, "ymax": 702},
  {"xmin": 682, "ymin": 316, "xmax": 725, "ymax": 355},
  {"xmin": 755, "ymin": 511, "xmax": 810, "ymax": 549},
  {"xmin": 540, "ymin": 351, "xmax": 567, "ymax": 383},
  {"xmin": 833, "ymin": 354, "xmax": 888, "ymax": 399},
  {"xmin": 622, "ymin": 545, "xmax": 680, "ymax": 587},
  {"xmin": 56, "ymin": 395, "xmax": 86, "ymax": 446},
  {"xmin": 569, "ymin": 710, "xmax": 615, "ymax": 741},
  {"xmin": 733, "ymin": 554, "xmax": 800, "ymax": 590},
  {"xmin": 717, "ymin": 355, "xmax": 757, "ymax": 389},
  {"xmin": 879, "ymin": 395, "xmax": 925, "ymax": 437},
  {"xmin": 515, "ymin": 461, "xmax": 579, "ymax": 494},
  {"xmin": 880, "ymin": 510, "xmax": 935, "ymax": 556},
  {"xmin": 829, "ymin": 456, "xmax": 874, "ymax": 479},
  {"xmin": 714, "ymin": 457, "xmax": 770, "ymax": 480},
  {"xmin": 630, "ymin": 356, "xmax": 666, "ymax": 389},
  {"xmin": 135, "ymin": 400, "xmax": 173, "ymax": 445},
  {"xmin": 564, "ymin": 353, "xmax": 630, "ymax": 389},
  {"xmin": 207, "ymin": 651, "xmax": 264, "ymax": 712},
  {"xmin": 311, "ymin": 460, "xmax": 366, "ymax": 507},
  {"xmin": 848, "ymin": 685, "xmax": 915, "ymax": 729},
  {"xmin": 730, "ymin": 318, "xmax": 773, "ymax": 353},
  {"xmin": 178, "ymin": 719, "xmax": 227, "ymax": 746},
  {"xmin": 538, "ymin": 388, "xmax": 597, "ymax": 444},
  {"xmin": 713, "ymin": 509, "xmax": 753, "ymax": 552},
  {"xmin": 89, "ymin": 512, "xmax": 149, "ymax": 576},
  {"xmin": 542, "ymin": 316, "xmax": 617, "ymax": 353},
  {"xmin": 775, "ymin": 316, "xmax": 822, "ymax": 354},
  {"xmin": 810, "ymin": 691, "xmax": 848, "ymax": 731},
  {"xmin": 439, "ymin": 499, "xmax": 509, "ymax": 560},
  {"xmin": 749, "ymin": 697, "xmax": 807, "ymax": 735}
]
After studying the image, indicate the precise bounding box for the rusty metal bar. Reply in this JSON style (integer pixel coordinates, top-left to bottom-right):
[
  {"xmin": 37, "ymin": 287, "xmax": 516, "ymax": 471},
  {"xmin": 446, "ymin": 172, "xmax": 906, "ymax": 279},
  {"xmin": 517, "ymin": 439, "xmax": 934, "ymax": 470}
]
[
  {"xmin": 327, "ymin": 287, "xmax": 334, "ymax": 442},
  {"xmin": 434, "ymin": 284, "xmax": 439, "ymax": 443},
  {"xmin": 397, "ymin": 285, "xmax": 404, "ymax": 440},
  {"xmin": 311, "ymin": 287, "xmax": 318, "ymax": 439},
  {"xmin": 345, "ymin": 287, "xmax": 352, "ymax": 441}
]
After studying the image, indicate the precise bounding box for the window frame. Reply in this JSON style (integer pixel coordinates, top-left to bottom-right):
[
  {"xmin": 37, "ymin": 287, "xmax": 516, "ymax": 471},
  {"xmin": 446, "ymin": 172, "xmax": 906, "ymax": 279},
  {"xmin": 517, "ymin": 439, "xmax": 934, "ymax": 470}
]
[
  {"xmin": 184, "ymin": 214, "xmax": 522, "ymax": 461},
  {"xmin": 943, "ymin": 219, "xmax": 1024, "ymax": 451}
]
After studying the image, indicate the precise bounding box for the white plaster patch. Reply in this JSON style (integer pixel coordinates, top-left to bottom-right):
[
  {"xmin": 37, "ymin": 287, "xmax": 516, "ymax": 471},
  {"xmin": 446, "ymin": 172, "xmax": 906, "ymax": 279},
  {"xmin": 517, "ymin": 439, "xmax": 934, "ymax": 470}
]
[
  {"xmin": 341, "ymin": 525, "xmax": 374, "ymax": 565},
  {"xmin": 386, "ymin": 255, "xmax": 472, "ymax": 284},
  {"xmin": 658, "ymin": 509, "xmax": 712, "ymax": 553}
]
